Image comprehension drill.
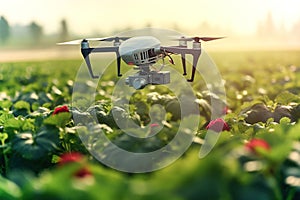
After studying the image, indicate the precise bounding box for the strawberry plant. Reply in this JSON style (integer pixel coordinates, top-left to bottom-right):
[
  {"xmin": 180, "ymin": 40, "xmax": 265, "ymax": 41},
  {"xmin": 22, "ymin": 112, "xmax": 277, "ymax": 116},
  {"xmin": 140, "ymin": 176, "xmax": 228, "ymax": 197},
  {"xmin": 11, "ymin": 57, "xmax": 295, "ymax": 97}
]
[{"xmin": 0, "ymin": 51, "xmax": 300, "ymax": 199}]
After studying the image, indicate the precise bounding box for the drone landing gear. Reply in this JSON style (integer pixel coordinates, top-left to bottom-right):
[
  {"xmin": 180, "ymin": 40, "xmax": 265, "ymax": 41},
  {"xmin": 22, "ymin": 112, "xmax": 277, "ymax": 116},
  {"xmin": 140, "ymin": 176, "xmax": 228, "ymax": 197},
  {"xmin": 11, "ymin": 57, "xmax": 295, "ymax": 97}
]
[
  {"xmin": 81, "ymin": 44, "xmax": 122, "ymax": 79},
  {"xmin": 179, "ymin": 52, "xmax": 201, "ymax": 82},
  {"xmin": 187, "ymin": 53, "xmax": 201, "ymax": 82},
  {"xmin": 116, "ymin": 52, "xmax": 122, "ymax": 77},
  {"xmin": 181, "ymin": 53, "xmax": 187, "ymax": 76},
  {"xmin": 81, "ymin": 48, "xmax": 99, "ymax": 79}
]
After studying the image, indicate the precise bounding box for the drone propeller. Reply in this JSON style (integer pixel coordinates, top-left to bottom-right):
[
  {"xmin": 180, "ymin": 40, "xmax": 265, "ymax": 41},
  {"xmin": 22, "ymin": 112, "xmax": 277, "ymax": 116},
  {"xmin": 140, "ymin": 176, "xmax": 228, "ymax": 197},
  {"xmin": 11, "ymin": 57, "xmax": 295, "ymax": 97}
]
[
  {"xmin": 57, "ymin": 36, "xmax": 131, "ymax": 45},
  {"xmin": 174, "ymin": 36, "xmax": 224, "ymax": 42},
  {"xmin": 57, "ymin": 39, "xmax": 83, "ymax": 45},
  {"xmin": 89, "ymin": 36, "xmax": 131, "ymax": 42}
]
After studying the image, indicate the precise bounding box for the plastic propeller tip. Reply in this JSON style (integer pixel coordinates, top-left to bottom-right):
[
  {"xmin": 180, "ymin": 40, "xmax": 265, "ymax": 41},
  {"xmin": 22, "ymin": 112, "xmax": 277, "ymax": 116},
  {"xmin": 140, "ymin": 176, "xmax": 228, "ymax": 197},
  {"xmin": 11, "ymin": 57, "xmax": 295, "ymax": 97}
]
[
  {"xmin": 56, "ymin": 39, "xmax": 83, "ymax": 45},
  {"xmin": 86, "ymin": 36, "xmax": 131, "ymax": 42},
  {"xmin": 57, "ymin": 36, "xmax": 131, "ymax": 45},
  {"xmin": 171, "ymin": 36, "xmax": 225, "ymax": 42},
  {"xmin": 198, "ymin": 37, "xmax": 225, "ymax": 42}
]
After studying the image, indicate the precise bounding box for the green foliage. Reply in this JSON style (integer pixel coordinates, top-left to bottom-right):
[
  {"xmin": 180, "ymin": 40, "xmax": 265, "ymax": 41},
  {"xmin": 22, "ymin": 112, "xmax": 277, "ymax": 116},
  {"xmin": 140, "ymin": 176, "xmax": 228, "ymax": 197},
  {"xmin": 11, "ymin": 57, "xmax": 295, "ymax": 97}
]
[
  {"xmin": 0, "ymin": 175, "xmax": 21, "ymax": 199},
  {"xmin": 44, "ymin": 112, "xmax": 71, "ymax": 127},
  {"xmin": 0, "ymin": 51, "xmax": 300, "ymax": 199},
  {"xmin": 12, "ymin": 127, "xmax": 59, "ymax": 160}
]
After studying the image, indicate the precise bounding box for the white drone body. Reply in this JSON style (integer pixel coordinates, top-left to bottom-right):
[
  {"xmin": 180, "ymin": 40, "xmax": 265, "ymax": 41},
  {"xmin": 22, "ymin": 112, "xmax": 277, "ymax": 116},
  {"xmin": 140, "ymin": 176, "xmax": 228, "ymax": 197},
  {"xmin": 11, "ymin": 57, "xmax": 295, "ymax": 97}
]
[
  {"xmin": 58, "ymin": 35, "xmax": 223, "ymax": 89},
  {"xmin": 118, "ymin": 36, "xmax": 169, "ymax": 89}
]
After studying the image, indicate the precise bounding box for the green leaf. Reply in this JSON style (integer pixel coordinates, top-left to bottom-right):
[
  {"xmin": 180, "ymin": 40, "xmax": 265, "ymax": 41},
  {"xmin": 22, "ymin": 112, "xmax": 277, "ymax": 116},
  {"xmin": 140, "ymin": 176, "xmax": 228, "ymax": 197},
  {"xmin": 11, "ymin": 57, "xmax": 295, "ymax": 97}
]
[
  {"xmin": 165, "ymin": 99, "xmax": 181, "ymax": 121},
  {"xmin": 44, "ymin": 112, "xmax": 71, "ymax": 127},
  {"xmin": 37, "ymin": 92, "xmax": 53, "ymax": 105},
  {"xmin": 35, "ymin": 127, "xmax": 60, "ymax": 151},
  {"xmin": 275, "ymin": 91, "xmax": 300, "ymax": 104},
  {"xmin": 51, "ymin": 154, "xmax": 61, "ymax": 164},
  {"xmin": 0, "ymin": 132, "xmax": 8, "ymax": 145},
  {"xmin": 0, "ymin": 175, "xmax": 22, "ymax": 199},
  {"xmin": 0, "ymin": 100, "xmax": 12, "ymax": 110},
  {"xmin": 12, "ymin": 132, "xmax": 41, "ymax": 160},
  {"xmin": 288, "ymin": 123, "xmax": 300, "ymax": 140},
  {"xmin": 4, "ymin": 118, "xmax": 23, "ymax": 130},
  {"xmin": 0, "ymin": 111, "xmax": 14, "ymax": 125},
  {"xmin": 13, "ymin": 100, "xmax": 30, "ymax": 111},
  {"xmin": 12, "ymin": 126, "xmax": 59, "ymax": 160},
  {"xmin": 279, "ymin": 117, "xmax": 291, "ymax": 125}
]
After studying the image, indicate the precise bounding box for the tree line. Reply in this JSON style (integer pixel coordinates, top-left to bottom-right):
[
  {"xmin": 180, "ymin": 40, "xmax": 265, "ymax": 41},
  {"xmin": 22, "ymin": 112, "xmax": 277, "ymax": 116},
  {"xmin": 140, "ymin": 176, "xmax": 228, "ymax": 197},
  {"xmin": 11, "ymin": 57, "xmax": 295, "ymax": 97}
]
[
  {"xmin": 0, "ymin": 16, "xmax": 69, "ymax": 46},
  {"xmin": 1, "ymin": 13, "xmax": 300, "ymax": 48}
]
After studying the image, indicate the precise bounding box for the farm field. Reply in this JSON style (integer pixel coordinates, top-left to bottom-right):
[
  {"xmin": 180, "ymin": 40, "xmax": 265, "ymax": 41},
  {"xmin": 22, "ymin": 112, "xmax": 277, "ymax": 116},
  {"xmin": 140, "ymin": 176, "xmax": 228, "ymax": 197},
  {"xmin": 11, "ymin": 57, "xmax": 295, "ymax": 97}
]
[{"xmin": 1, "ymin": 50, "xmax": 300, "ymax": 199}]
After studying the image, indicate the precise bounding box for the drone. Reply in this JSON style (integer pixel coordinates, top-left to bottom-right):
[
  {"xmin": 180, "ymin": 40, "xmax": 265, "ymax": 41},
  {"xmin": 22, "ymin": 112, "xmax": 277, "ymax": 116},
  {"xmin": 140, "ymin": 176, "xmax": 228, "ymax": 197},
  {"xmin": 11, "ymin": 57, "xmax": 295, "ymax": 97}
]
[{"xmin": 58, "ymin": 35, "xmax": 223, "ymax": 89}]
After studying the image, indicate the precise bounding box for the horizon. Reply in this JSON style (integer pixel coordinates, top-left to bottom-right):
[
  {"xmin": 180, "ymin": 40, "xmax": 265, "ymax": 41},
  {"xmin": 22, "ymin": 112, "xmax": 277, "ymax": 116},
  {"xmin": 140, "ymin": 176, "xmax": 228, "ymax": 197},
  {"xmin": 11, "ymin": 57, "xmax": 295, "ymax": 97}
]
[{"xmin": 1, "ymin": 0, "xmax": 300, "ymax": 35}]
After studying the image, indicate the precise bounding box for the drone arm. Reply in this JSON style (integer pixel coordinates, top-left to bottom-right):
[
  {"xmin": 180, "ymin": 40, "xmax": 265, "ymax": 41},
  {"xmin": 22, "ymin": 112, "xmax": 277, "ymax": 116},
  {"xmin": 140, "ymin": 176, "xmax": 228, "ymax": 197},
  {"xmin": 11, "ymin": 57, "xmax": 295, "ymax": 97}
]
[
  {"xmin": 81, "ymin": 46, "xmax": 121, "ymax": 78},
  {"xmin": 91, "ymin": 46, "xmax": 119, "ymax": 53},
  {"xmin": 92, "ymin": 47, "xmax": 122, "ymax": 76},
  {"xmin": 160, "ymin": 46, "xmax": 201, "ymax": 81}
]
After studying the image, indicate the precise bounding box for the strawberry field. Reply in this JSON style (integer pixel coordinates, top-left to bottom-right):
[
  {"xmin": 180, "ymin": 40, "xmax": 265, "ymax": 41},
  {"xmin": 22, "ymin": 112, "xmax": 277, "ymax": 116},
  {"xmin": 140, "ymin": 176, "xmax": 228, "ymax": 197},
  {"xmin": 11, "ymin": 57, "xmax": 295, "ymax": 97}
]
[{"xmin": 1, "ymin": 50, "xmax": 300, "ymax": 200}]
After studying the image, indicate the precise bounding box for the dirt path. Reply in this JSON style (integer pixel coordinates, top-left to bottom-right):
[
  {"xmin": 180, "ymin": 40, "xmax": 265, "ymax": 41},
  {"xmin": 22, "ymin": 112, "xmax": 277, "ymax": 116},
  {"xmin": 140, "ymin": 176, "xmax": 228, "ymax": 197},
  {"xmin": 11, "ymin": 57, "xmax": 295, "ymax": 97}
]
[{"xmin": 0, "ymin": 47, "xmax": 81, "ymax": 62}]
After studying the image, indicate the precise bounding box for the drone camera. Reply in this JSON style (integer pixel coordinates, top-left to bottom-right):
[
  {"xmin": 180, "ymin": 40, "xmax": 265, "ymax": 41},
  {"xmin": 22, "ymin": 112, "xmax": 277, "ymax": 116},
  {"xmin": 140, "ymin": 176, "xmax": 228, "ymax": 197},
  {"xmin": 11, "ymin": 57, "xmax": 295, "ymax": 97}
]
[
  {"xmin": 125, "ymin": 71, "xmax": 170, "ymax": 89},
  {"xmin": 151, "ymin": 71, "xmax": 170, "ymax": 84}
]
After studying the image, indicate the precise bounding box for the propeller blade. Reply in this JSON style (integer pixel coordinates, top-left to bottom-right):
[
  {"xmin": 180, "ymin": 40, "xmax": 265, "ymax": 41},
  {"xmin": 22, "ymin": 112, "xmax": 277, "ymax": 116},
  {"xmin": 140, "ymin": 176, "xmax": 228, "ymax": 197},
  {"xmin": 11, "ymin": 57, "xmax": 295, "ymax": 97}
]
[
  {"xmin": 198, "ymin": 37, "xmax": 224, "ymax": 42},
  {"xmin": 172, "ymin": 36, "xmax": 224, "ymax": 42},
  {"xmin": 85, "ymin": 37, "xmax": 111, "ymax": 41},
  {"xmin": 56, "ymin": 39, "xmax": 83, "ymax": 45},
  {"xmin": 86, "ymin": 36, "xmax": 131, "ymax": 42},
  {"xmin": 57, "ymin": 36, "xmax": 131, "ymax": 45}
]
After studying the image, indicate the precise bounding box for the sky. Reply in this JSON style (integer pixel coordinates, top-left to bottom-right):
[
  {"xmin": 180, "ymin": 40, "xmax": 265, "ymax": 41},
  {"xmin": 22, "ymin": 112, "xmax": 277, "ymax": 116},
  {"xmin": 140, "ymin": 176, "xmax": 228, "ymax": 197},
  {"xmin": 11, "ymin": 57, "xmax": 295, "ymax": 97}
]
[{"xmin": 1, "ymin": 0, "xmax": 300, "ymax": 36}]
